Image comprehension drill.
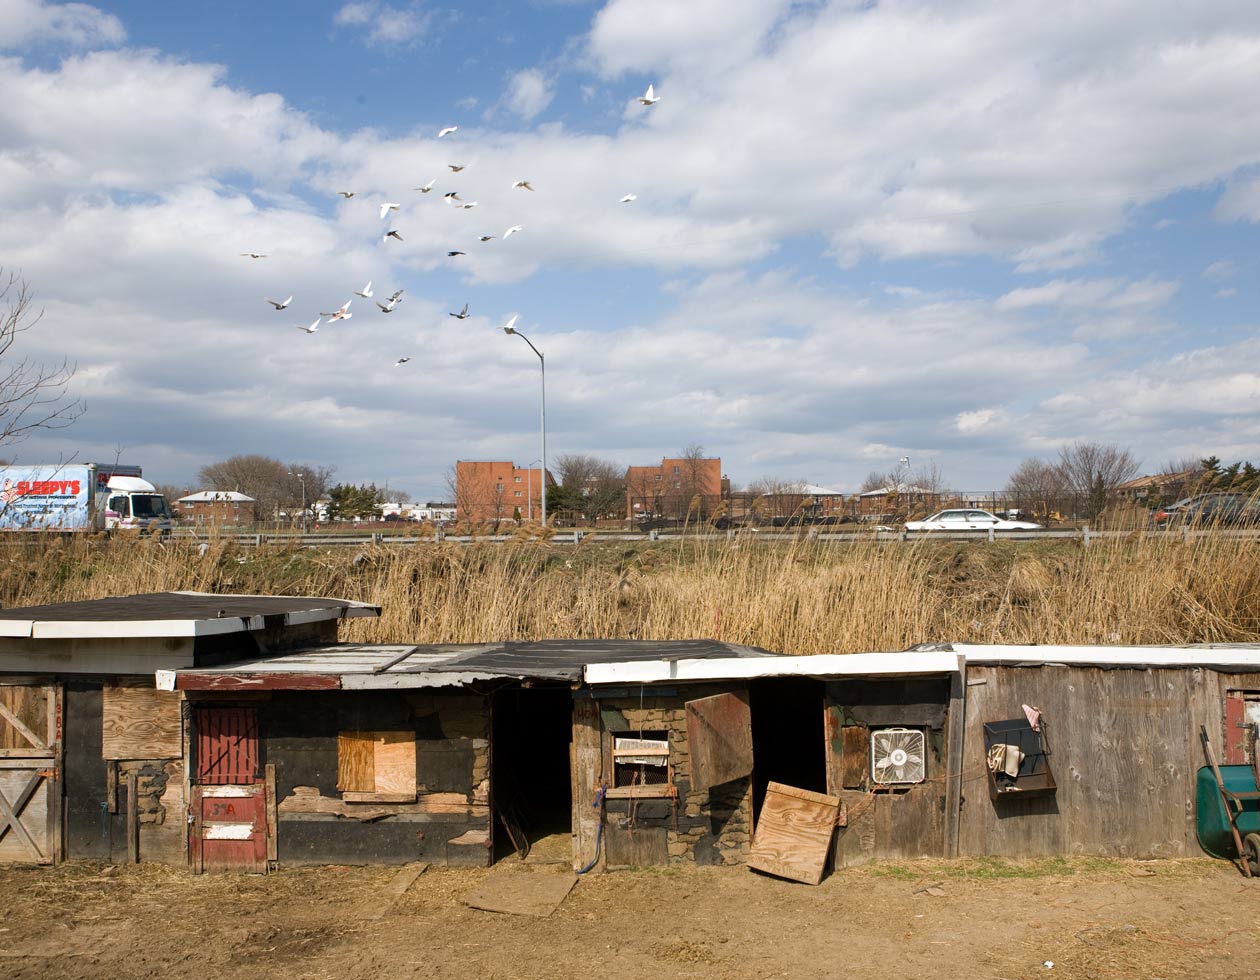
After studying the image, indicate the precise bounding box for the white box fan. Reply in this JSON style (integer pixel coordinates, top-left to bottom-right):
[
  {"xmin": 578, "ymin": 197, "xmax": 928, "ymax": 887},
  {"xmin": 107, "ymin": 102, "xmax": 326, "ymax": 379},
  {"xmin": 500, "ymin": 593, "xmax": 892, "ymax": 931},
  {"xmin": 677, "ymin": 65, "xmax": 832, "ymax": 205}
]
[{"xmin": 870, "ymin": 728, "xmax": 926, "ymax": 785}]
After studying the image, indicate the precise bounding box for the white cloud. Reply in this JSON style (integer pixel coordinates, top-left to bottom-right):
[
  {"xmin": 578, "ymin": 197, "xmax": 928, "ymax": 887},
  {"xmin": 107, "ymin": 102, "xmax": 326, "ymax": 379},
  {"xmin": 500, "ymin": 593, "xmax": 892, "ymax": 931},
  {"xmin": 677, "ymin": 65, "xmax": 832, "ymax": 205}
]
[
  {"xmin": 1214, "ymin": 176, "xmax": 1260, "ymax": 221},
  {"xmin": 956, "ymin": 409, "xmax": 998, "ymax": 433},
  {"xmin": 0, "ymin": 0, "xmax": 124, "ymax": 49},
  {"xmin": 504, "ymin": 69, "xmax": 554, "ymax": 121},
  {"xmin": 995, "ymin": 277, "xmax": 1177, "ymax": 313},
  {"xmin": 1203, "ymin": 258, "xmax": 1237, "ymax": 280},
  {"xmin": 334, "ymin": 1, "xmax": 430, "ymax": 46}
]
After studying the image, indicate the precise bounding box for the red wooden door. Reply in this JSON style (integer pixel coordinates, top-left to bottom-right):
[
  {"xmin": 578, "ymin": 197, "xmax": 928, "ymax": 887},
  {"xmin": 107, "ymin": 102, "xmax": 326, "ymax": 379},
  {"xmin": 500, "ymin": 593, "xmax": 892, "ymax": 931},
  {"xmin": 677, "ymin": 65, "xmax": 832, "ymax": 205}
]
[
  {"xmin": 192, "ymin": 785, "xmax": 267, "ymax": 873},
  {"xmin": 191, "ymin": 707, "xmax": 266, "ymax": 872}
]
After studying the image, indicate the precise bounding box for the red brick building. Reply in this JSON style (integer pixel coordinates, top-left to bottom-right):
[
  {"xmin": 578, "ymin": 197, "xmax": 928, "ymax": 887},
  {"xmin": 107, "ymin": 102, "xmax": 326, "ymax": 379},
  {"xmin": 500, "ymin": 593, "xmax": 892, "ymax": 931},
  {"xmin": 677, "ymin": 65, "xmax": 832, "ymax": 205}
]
[
  {"xmin": 177, "ymin": 490, "xmax": 259, "ymax": 526},
  {"xmin": 455, "ymin": 461, "xmax": 555, "ymax": 526},
  {"xmin": 625, "ymin": 456, "xmax": 724, "ymax": 521}
]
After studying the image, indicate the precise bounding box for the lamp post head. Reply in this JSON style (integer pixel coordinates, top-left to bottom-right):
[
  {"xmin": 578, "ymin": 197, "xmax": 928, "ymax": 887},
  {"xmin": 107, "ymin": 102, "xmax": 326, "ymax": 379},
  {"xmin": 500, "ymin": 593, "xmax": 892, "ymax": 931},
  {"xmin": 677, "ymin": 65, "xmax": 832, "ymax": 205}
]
[{"xmin": 503, "ymin": 326, "xmax": 516, "ymax": 335}]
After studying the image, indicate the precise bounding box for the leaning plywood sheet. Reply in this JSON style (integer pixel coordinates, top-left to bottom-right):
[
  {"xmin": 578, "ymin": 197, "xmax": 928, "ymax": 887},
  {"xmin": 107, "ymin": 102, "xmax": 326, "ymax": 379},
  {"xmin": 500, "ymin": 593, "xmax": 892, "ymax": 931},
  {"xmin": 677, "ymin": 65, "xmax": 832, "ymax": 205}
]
[
  {"xmin": 101, "ymin": 686, "xmax": 182, "ymax": 760},
  {"xmin": 747, "ymin": 781, "xmax": 840, "ymax": 885},
  {"xmin": 686, "ymin": 691, "xmax": 752, "ymax": 793},
  {"xmin": 464, "ymin": 866, "xmax": 577, "ymax": 917}
]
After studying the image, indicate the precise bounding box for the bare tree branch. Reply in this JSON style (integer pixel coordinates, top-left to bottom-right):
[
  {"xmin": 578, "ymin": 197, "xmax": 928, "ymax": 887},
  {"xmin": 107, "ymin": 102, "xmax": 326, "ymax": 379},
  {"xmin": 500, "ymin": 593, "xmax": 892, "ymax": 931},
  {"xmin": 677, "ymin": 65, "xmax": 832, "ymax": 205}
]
[{"xmin": 0, "ymin": 270, "xmax": 85, "ymax": 447}]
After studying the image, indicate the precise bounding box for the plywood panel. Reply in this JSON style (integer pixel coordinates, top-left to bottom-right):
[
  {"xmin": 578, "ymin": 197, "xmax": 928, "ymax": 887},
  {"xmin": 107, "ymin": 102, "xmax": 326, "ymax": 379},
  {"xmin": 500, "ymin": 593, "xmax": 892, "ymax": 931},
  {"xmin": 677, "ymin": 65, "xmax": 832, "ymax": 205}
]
[
  {"xmin": 337, "ymin": 730, "xmax": 374, "ymax": 792},
  {"xmin": 0, "ymin": 769, "xmax": 49, "ymax": 863},
  {"xmin": 747, "ymin": 781, "xmax": 839, "ymax": 884},
  {"xmin": 373, "ymin": 732, "xmax": 417, "ymax": 799},
  {"xmin": 102, "ymin": 686, "xmax": 182, "ymax": 760},
  {"xmin": 686, "ymin": 691, "xmax": 752, "ymax": 793},
  {"xmin": 0, "ymin": 686, "xmax": 46, "ymax": 751}
]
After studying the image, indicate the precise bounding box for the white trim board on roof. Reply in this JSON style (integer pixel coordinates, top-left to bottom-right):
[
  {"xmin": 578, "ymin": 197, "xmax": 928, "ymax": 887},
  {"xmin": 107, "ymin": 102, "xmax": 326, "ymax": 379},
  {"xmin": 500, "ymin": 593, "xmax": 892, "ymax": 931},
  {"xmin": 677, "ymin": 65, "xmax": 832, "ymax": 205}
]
[
  {"xmin": 584, "ymin": 651, "xmax": 963, "ymax": 686},
  {"xmin": 956, "ymin": 644, "xmax": 1260, "ymax": 670}
]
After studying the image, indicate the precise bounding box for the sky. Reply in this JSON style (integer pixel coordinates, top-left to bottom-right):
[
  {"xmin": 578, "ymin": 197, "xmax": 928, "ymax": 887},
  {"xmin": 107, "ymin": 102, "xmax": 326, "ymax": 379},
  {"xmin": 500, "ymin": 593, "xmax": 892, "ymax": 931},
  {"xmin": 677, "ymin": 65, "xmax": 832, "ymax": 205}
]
[{"xmin": 2, "ymin": 0, "xmax": 1259, "ymax": 501}]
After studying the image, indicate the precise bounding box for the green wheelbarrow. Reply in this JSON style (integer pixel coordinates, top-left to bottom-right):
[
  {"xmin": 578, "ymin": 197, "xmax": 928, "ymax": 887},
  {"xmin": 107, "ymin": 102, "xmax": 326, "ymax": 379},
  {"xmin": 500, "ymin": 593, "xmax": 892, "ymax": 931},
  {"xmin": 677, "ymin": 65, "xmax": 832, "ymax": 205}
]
[{"xmin": 1197, "ymin": 725, "xmax": 1260, "ymax": 876}]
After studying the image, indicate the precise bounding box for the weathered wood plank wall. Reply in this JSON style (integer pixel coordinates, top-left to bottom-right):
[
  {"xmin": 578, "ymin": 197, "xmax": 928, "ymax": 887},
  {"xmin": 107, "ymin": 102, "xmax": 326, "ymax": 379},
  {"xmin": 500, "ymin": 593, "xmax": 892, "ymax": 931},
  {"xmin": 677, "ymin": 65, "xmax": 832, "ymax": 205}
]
[{"xmin": 958, "ymin": 665, "xmax": 1260, "ymax": 858}]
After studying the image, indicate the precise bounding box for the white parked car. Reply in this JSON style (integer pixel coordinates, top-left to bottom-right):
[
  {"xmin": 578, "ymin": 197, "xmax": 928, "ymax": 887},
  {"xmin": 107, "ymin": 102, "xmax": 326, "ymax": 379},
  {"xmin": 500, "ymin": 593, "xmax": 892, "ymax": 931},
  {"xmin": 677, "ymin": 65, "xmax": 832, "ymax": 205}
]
[{"xmin": 904, "ymin": 509, "xmax": 1042, "ymax": 532}]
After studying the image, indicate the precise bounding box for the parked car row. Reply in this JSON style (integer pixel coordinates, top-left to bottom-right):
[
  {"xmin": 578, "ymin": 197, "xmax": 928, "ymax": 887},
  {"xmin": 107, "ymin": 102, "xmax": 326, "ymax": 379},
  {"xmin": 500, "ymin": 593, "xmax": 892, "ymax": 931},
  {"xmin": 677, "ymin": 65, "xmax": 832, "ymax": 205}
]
[{"xmin": 1151, "ymin": 493, "xmax": 1260, "ymax": 528}]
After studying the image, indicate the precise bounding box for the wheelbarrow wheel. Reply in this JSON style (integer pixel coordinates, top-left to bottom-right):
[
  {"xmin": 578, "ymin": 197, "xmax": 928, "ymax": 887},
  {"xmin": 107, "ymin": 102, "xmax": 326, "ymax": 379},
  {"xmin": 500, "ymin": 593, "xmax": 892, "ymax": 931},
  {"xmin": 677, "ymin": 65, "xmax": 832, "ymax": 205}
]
[{"xmin": 1244, "ymin": 833, "xmax": 1260, "ymax": 876}]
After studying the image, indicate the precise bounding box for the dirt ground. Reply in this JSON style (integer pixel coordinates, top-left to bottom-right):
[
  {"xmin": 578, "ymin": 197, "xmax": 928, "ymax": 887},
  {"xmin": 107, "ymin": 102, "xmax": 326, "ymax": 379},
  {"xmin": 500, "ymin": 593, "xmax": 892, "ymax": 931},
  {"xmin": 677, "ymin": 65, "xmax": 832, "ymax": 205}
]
[{"xmin": 2, "ymin": 854, "xmax": 1259, "ymax": 980}]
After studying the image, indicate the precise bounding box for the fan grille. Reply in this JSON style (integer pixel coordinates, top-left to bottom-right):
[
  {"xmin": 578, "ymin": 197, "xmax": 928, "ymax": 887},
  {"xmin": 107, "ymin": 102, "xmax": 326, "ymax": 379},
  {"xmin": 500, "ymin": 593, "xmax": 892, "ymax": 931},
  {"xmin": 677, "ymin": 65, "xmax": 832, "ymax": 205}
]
[{"xmin": 870, "ymin": 727, "xmax": 926, "ymax": 785}]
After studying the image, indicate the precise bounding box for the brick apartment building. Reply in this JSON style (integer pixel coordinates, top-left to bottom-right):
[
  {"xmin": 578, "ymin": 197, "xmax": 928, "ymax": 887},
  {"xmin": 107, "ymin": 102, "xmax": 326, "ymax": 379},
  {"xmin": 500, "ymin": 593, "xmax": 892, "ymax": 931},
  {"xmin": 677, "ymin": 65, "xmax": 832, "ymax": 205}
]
[
  {"xmin": 625, "ymin": 456, "xmax": 725, "ymax": 521},
  {"xmin": 455, "ymin": 461, "xmax": 555, "ymax": 526},
  {"xmin": 176, "ymin": 490, "xmax": 259, "ymax": 526}
]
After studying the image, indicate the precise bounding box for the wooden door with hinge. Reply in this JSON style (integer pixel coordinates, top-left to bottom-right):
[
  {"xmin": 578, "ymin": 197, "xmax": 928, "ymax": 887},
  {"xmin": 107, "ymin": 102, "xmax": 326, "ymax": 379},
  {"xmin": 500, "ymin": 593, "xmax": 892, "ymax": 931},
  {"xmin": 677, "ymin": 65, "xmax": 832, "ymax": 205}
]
[
  {"xmin": 0, "ymin": 683, "xmax": 61, "ymax": 865},
  {"xmin": 190, "ymin": 706, "xmax": 268, "ymax": 872}
]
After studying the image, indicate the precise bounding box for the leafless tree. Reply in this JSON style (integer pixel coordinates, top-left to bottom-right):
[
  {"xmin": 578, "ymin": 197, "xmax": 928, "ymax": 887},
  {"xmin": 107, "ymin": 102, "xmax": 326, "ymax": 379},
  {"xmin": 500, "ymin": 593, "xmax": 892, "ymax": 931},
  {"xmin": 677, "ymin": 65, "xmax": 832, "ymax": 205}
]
[
  {"xmin": 0, "ymin": 271, "xmax": 85, "ymax": 448},
  {"xmin": 1055, "ymin": 441, "xmax": 1141, "ymax": 519},
  {"xmin": 859, "ymin": 470, "xmax": 897, "ymax": 493},
  {"xmin": 1005, "ymin": 458, "xmax": 1068, "ymax": 518},
  {"xmin": 555, "ymin": 453, "xmax": 625, "ymax": 522},
  {"xmin": 198, "ymin": 455, "xmax": 335, "ymax": 522}
]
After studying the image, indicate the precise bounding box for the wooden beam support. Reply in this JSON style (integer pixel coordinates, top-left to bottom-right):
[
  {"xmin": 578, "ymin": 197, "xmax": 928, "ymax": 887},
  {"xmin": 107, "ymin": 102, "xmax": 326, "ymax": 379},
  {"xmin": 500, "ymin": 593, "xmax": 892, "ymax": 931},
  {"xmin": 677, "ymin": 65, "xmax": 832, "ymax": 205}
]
[
  {"xmin": 943, "ymin": 671, "xmax": 966, "ymax": 859},
  {"xmin": 126, "ymin": 771, "xmax": 139, "ymax": 864}
]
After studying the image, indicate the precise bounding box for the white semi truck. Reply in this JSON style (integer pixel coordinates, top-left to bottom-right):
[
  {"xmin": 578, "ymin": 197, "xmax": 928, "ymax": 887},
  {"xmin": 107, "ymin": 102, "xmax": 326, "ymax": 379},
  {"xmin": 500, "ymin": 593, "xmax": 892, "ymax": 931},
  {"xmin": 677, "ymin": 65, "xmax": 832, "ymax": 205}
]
[{"xmin": 0, "ymin": 463, "xmax": 172, "ymax": 533}]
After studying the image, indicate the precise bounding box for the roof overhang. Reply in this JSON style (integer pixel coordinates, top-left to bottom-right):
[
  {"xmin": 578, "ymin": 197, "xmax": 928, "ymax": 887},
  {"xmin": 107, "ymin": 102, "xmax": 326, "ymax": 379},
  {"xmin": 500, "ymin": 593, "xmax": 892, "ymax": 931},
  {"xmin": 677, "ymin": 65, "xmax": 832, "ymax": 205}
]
[
  {"xmin": 583, "ymin": 650, "xmax": 963, "ymax": 685},
  {"xmin": 0, "ymin": 591, "xmax": 380, "ymax": 640},
  {"xmin": 955, "ymin": 643, "xmax": 1260, "ymax": 670}
]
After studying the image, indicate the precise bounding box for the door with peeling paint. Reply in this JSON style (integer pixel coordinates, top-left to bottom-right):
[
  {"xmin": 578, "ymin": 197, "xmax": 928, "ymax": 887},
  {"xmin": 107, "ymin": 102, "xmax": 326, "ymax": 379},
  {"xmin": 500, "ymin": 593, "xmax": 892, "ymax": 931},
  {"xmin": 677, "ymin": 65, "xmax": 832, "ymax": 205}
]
[{"xmin": 190, "ymin": 707, "xmax": 268, "ymax": 872}]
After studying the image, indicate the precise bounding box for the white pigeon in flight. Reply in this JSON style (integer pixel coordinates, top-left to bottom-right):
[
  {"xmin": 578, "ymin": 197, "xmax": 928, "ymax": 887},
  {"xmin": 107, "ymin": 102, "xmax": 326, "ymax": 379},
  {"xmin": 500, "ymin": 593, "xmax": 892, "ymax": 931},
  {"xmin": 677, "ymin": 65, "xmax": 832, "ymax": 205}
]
[
  {"xmin": 240, "ymin": 252, "xmax": 267, "ymax": 259},
  {"xmin": 502, "ymin": 314, "xmax": 519, "ymax": 334},
  {"xmin": 479, "ymin": 235, "xmax": 495, "ymax": 243},
  {"xmin": 503, "ymin": 225, "xmax": 522, "ymax": 239},
  {"xmin": 438, "ymin": 126, "xmax": 458, "ymax": 138},
  {"xmin": 460, "ymin": 201, "xmax": 478, "ymax": 210},
  {"xmin": 444, "ymin": 191, "xmax": 462, "ymax": 203},
  {"xmin": 265, "ymin": 295, "xmax": 293, "ymax": 310},
  {"xmin": 296, "ymin": 318, "xmax": 320, "ymax": 334},
  {"xmin": 415, "ymin": 178, "xmax": 436, "ymax": 193},
  {"xmin": 448, "ymin": 164, "xmax": 465, "ymax": 172},
  {"xmin": 380, "ymin": 202, "xmax": 400, "ymax": 220},
  {"xmin": 450, "ymin": 303, "xmax": 470, "ymax": 320},
  {"xmin": 638, "ymin": 84, "xmax": 660, "ymax": 106},
  {"xmin": 321, "ymin": 301, "xmax": 352, "ymax": 321},
  {"xmin": 512, "ymin": 180, "xmax": 534, "ymax": 191},
  {"xmin": 377, "ymin": 298, "xmax": 399, "ymax": 313},
  {"xmin": 337, "ymin": 191, "xmax": 355, "ymax": 199},
  {"xmin": 395, "ymin": 357, "xmax": 412, "ymax": 366},
  {"xmin": 619, "ymin": 193, "xmax": 637, "ymax": 204},
  {"xmin": 353, "ymin": 281, "xmax": 374, "ymax": 299},
  {"xmin": 383, "ymin": 229, "xmax": 404, "ymax": 242}
]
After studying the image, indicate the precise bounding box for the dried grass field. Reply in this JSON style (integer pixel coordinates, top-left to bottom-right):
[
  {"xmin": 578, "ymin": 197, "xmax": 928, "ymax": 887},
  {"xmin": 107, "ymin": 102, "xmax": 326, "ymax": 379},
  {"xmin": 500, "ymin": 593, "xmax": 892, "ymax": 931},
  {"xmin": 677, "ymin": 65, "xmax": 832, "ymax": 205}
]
[{"xmin": 1, "ymin": 530, "xmax": 1258, "ymax": 651}]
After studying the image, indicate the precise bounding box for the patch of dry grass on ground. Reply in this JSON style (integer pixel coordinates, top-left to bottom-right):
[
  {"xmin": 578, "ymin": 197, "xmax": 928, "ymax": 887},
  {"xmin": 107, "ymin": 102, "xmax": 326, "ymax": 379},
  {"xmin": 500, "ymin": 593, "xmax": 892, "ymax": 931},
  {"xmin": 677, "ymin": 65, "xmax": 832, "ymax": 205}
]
[{"xmin": 0, "ymin": 529, "xmax": 1258, "ymax": 651}]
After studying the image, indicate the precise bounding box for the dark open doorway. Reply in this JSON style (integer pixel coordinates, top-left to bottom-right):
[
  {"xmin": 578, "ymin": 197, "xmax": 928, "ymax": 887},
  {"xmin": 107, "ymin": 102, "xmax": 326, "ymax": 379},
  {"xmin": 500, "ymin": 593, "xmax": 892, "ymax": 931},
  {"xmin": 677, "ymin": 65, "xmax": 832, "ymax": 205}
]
[
  {"xmin": 749, "ymin": 678, "xmax": 827, "ymax": 822},
  {"xmin": 490, "ymin": 685, "xmax": 573, "ymax": 861}
]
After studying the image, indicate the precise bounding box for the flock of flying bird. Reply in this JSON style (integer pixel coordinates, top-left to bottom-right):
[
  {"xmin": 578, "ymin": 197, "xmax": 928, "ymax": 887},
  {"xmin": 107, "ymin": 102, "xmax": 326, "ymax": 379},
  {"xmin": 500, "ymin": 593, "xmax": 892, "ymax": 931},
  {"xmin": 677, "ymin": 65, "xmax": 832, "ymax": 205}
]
[{"xmin": 241, "ymin": 84, "xmax": 662, "ymax": 366}]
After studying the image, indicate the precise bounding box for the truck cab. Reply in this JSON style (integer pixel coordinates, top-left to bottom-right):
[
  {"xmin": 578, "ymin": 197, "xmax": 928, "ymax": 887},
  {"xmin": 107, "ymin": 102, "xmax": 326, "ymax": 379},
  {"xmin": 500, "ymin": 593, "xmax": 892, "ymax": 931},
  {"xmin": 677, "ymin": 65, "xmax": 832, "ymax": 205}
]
[{"xmin": 100, "ymin": 475, "xmax": 173, "ymax": 533}]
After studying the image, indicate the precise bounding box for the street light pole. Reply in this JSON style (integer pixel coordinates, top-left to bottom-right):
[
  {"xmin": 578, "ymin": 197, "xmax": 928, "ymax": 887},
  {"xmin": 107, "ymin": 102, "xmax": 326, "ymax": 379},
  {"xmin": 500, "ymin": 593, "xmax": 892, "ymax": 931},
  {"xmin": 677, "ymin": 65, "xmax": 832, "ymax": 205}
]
[
  {"xmin": 525, "ymin": 458, "xmax": 541, "ymax": 523},
  {"xmin": 289, "ymin": 471, "xmax": 307, "ymax": 533},
  {"xmin": 504, "ymin": 321, "xmax": 546, "ymax": 528}
]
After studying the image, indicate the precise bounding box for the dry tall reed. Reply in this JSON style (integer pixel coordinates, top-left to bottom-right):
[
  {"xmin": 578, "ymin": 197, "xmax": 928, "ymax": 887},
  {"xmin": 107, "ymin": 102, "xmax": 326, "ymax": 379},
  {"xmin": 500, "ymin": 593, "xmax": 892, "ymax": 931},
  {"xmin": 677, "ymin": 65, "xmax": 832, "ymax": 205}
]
[{"xmin": 0, "ymin": 529, "xmax": 1257, "ymax": 654}]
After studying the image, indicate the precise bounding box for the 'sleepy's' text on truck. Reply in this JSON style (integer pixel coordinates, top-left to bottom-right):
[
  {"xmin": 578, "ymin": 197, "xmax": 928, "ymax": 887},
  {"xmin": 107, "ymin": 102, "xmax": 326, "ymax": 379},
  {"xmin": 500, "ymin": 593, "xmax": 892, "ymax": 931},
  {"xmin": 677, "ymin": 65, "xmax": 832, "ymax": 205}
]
[{"xmin": 0, "ymin": 464, "xmax": 172, "ymax": 533}]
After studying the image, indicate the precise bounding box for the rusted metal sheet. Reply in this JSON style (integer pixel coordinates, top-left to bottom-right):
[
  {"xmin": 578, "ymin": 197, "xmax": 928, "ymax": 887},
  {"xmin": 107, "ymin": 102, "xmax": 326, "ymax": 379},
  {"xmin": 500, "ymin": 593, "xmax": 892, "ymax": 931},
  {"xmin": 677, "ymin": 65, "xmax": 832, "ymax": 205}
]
[
  {"xmin": 194, "ymin": 707, "xmax": 259, "ymax": 785},
  {"xmin": 178, "ymin": 673, "xmax": 341, "ymax": 691},
  {"xmin": 747, "ymin": 781, "xmax": 840, "ymax": 885},
  {"xmin": 1225, "ymin": 693, "xmax": 1249, "ymax": 765},
  {"xmin": 685, "ymin": 690, "xmax": 752, "ymax": 793}
]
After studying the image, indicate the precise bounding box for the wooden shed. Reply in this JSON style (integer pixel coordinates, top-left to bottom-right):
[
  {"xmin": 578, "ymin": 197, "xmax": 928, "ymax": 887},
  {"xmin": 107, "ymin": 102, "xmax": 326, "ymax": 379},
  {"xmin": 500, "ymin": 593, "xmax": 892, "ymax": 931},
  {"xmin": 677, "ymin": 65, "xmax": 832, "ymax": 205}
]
[
  {"xmin": 161, "ymin": 639, "xmax": 779, "ymax": 871},
  {"xmin": 0, "ymin": 592, "xmax": 379, "ymax": 866}
]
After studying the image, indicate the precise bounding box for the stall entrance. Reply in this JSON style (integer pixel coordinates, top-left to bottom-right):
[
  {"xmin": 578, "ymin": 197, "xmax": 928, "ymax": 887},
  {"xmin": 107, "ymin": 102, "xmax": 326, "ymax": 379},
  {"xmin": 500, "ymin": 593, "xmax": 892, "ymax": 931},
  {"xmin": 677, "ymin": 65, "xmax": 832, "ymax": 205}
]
[
  {"xmin": 490, "ymin": 686, "xmax": 573, "ymax": 861},
  {"xmin": 749, "ymin": 678, "xmax": 827, "ymax": 822}
]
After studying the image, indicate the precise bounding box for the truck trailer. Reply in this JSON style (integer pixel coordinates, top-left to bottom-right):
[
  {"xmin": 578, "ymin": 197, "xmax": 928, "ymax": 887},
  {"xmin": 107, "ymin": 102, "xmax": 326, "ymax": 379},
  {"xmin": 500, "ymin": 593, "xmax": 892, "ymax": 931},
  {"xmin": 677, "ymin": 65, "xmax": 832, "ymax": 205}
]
[{"xmin": 0, "ymin": 463, "xmax": 172, "ymax": 532}]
